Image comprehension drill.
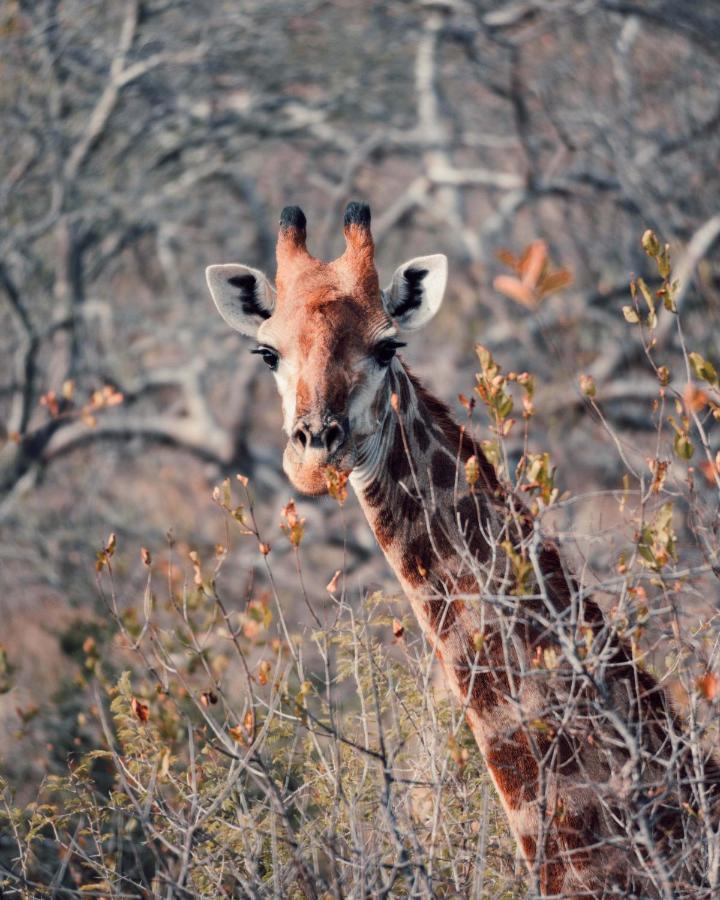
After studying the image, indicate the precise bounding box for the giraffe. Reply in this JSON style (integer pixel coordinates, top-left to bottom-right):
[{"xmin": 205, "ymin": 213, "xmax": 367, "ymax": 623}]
[{"xmin": 206, "ymin": 202, "xmax": 718, "ymax": 896}]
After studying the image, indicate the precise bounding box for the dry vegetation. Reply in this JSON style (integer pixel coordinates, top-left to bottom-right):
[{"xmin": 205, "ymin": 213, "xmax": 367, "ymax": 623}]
[{"xmin": 1, "ymin": 0, "xmax": 720, "ymax": 896}]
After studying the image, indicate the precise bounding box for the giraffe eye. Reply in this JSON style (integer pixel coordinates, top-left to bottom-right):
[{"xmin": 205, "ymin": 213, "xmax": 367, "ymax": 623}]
[
  {"xmin": 250, "ymin": 345, "xmax": 279, "ymax": 371},
  {"xmin": 373, "ymin": 339, "xmax": 406, "ymax": 367}
]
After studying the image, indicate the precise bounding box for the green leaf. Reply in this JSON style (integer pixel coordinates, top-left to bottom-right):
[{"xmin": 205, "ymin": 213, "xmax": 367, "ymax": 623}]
[
  {"xmin": 636, "ymin": 277, "xmax": 654, "ymax": 313},
  {"xmin": 496, "ymin": 393, "xmax": 513, "ymax": 420},
  {"xmin": 658, "ymin": 246, "xmax": 671, "ymax": 280},
  {"xmin": 674, "ymin": 432, "xmax": 694, "ymax": 460},
  {"xmin": 689, "ymin": 352, "xmax": 718, "ymax": 385}
]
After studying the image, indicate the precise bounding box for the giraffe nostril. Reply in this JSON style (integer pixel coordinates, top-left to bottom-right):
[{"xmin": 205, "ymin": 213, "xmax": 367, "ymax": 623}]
[
  {"xmin": 292, "ymin": 427, "xmax": 308, "ymax": 451},
  {"xmin": 324, "ymin": 422, "xmax": 345, "ymax": 454}
]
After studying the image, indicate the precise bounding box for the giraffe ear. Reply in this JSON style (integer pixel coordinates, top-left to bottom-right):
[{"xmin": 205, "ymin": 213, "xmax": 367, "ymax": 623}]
[
  {"xmin": 383, "ymin": 254, "xmax": 448, "ymax": 331},
  {"xmin": 206, "ymin": 264, "xmax": 275, "ymax": 337}
]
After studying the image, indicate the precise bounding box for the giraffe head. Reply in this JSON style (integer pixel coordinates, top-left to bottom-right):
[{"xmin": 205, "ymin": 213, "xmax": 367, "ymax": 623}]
[{"xmin": 206, "ymin": 202, "xmax": 447, "ymax": 494}]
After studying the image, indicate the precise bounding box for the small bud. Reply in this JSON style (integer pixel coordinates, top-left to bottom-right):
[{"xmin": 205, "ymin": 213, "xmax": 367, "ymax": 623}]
[
  {"xmin": 579, "ymin": 374, "xmax": 596, "ymax": 398},
  {"xmin": 257, "ymin": 660, "xmax": 272, "ymax": 686},
  {"xmin": 641, "ymin": 229, "xmax": 661, "ymax": 258},
  {"xmin": 465, "ymin": 455, "xmax": 479, "ymax": 487},
  {"xmin": 326, "ymin": 569, "xmax": 341, "ymax": 593}
]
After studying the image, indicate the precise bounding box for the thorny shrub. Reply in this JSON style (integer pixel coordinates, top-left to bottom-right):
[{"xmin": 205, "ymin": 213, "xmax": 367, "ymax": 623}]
[{"xmin": 1, "ymin": 233, "xmax": 719, "ymax": 897}]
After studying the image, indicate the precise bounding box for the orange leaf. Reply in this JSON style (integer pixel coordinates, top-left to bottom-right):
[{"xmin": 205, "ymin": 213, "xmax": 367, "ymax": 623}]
[
  {"xmin": 699, "ymin": 460, "xmax": 719, "ymax": 484},
  {"xmin": 131, "ymin": 697, "xmax": 149, "ymax": 723},
  {"xmin": 325, "ymin": 465, "xmax": 349, "ymax": 505},
  {"xmin": 538, "ymin": 269, "xmax": 573, "ymax": 297},
  {"xmin": 243, "ymin": 709, "xmax": 255, "ymax": 737},
  {"xmin": 280, "ymin": 500, "xmax": 305, "ymax": 547},
  {"xmin": 326, "ymin": 569, "xmax": 342, "ymax": 593},
  {"xmin": 457, "ymin": 393, "xmax": 475, "ymax": 412},
  {"xmin": 683, "ymin": 383, "xmax": 709, "ymax": 414},
  {"xmin": 40, "ymin": 390, "xmax": 60, "ymax": 417},
  {"xmin": 495, "ymin": 248, "xmax": 521, "ymax": 273},
  {"xmin": 493, "ymin": 275, "xmax": 537, "ymax": 309},
  {"xmin": 519, "ymin": 240, "xmax": 547, "ymax": 289},
  {"xmin": 392, "ymin": 618, "xmax": 405, "ymax": 640},
  {"xmin": 228, "ymin": 724, "xmax": 245, "ymax": 744},
  {"xmin": 697, "ymin": 672, "xmax": 719, "ymax": 701}
]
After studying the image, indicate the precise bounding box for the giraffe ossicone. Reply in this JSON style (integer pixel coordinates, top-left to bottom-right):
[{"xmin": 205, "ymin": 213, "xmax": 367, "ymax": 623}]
[{"xmin": 207, "ymin": 202, "xmax": 718, "ymax": 896}]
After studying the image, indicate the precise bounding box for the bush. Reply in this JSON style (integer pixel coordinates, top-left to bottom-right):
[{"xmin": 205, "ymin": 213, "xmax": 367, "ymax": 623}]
[{"xmin": 1, "ymin": 233, "xmax": 718, "ymax": 897}]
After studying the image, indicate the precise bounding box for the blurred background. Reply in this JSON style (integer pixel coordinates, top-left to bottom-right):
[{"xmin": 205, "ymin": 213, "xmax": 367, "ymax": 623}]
[{"xmin": 1, "ymin": 0, "xmax": 719, "ymax": 793}]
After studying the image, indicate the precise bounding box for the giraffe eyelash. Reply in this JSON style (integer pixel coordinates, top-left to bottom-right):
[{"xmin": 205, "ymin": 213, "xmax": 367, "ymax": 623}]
[
  {"xmin": 250, "ymin": 345, "xmax": 280, "ymax": 370},
  {"xmin": 373, "ymin": 339, "xmax": 406, "ymax": 367}
]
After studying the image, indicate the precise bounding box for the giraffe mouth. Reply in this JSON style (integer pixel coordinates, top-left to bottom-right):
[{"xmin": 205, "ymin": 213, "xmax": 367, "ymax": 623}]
[{"xmin": 282, "ymin": 442, "xmax": 356, "ymax": 495}]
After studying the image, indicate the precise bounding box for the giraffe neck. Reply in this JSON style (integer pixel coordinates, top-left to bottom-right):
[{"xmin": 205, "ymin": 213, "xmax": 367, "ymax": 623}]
[{"xmin": 347, "ymin": 361, "xmax": 658, "ymax": 894}]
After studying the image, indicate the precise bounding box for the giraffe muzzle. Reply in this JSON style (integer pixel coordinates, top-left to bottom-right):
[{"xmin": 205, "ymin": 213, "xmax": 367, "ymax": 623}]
[
  {"xmin": 291, "ymin": 417, "xmax": 348, "ymax": 457},
  {"xmin": 284, "ymin": 416, "xmax": 354, "ymax": 495}
]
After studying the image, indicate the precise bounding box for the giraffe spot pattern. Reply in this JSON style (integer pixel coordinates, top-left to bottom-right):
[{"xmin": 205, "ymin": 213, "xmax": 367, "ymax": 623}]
[
  {"xmin": 486, "ymin": 732, "xmax": 539, "ymax": 810},
  {"xmin": 555, "ymin": 732, "xmax": 581, "ymax": 775},
  {"xmin": 539, "ymin": 838, "xmax": 565, "ymax": 895},
  {"xmin": 376, "ymin": 505, "xmax": 397, "ymax": 549},
  {"xmin": 529, "ymin": 728, "xmax": 582, "ymax": 778},
  {"xmin": 429, "ymin": 510, "xmax": 453, "ymax": 558},
  {"xmin": 456, "ymin": 495, "xmax": 491, "ymax": 563},
  {"xmin": 388, "ymin": 425, "xmax": 411, "ymax": 481},
  {"xmin": 400, "ymin": 530, "xmax": 433, "ymax": 585},
  {"xmin": 396, "ymin": 370, "xmax": 412, "ymax": 411},
  {"xmin": 396, "ymin": 488, "xmax": 422, "ymax": 526},
  {"xmin": 454, "ymin": 632, "xmax": 507, "ymax": 713},
  {"xmin": 412, "ymin": 417, "xmax": 430, "ymax": 452},
  {"xmin": 363, "ymin": 477, "xmax": 384, "ymax": 509},
  {"xmin": 519, "ymin": 833, "xmax": 568, "ymax": 893},
  {"xmin": 431, "ymin": 448, "xmax": 457, "ymax": 490},
  {"xmin": 556, "ymin": 808, "xmax": 599, "ymax": 869},
  {"xmin": 423, "ymin": 597, "xmax": 463, "ymax": 637},
  {"xmin": 520, "ymin": 833, "xmax": 536, "ymax": 863}
]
